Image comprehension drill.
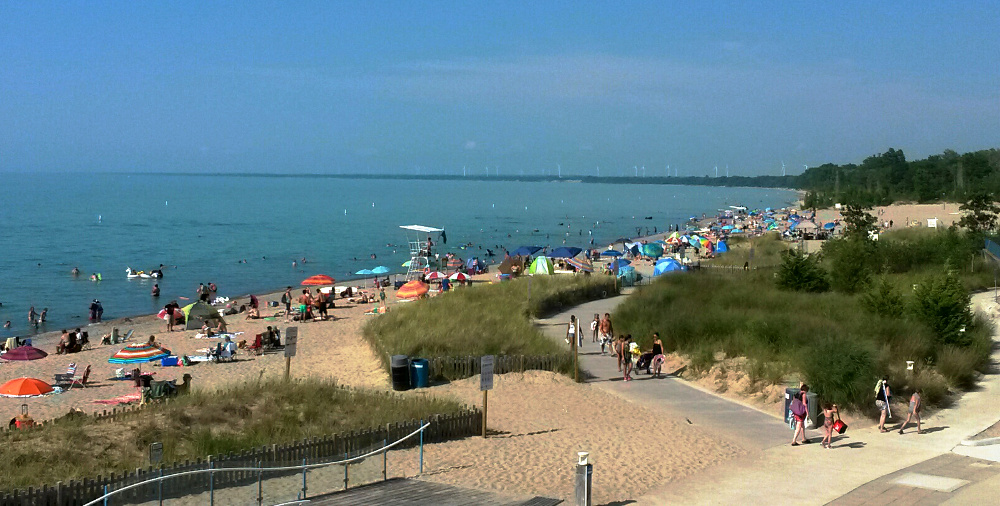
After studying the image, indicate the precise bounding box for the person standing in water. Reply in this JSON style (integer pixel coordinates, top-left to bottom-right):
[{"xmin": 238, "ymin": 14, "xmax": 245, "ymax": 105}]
[{"xmin": 151, "ymin": 284, "xmax": 160, "ymax": 297}]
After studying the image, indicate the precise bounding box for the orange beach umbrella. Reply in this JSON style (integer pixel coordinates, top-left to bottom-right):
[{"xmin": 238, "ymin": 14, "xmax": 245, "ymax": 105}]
[
  {"xmin": 397, "ymin": 280, "xmax": 429, "ymax": 299},
  {"xmin": 0, "ymin": 377, "xmax": 54, "ymax": 397},
  {"xmin": 301, "ymin": 274, "xmax": 335, "ymax": 286}
]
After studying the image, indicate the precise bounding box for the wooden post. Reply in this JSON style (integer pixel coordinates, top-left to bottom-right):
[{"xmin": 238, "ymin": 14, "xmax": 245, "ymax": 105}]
[
  {"xmin": 284, "ymin": 356, "xmax": 291, "ymax": 381},
  {"xmin": 482, "ymin": 390, "xmax": 488, "ymax": 438}
]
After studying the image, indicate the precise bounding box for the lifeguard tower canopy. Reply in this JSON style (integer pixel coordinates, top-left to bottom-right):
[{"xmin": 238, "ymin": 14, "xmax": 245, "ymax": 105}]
[{"xmin": 400, "ymin": 225, "xmax": 445, "ymax": 280}]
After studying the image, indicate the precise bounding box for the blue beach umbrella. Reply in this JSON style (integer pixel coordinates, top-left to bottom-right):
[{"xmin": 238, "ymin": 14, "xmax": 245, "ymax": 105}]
[
  {"xmin": 548, "ymin": 247, "xmax": 583, "ymax": 259},
  {"xmin": 823, "ymin": 222, "xmax": 837, "ymax": 230},
  {"xmin": 512, "ymin": 246, "xmax": 543, "ymax": 257},
  {"xmin": 355, "ymin": 269, "xmax": 374, "ymax": 276},
  {"xmin": 600, "ymin": 250, "xmax": 623, "ymax": 257},
  {"xmin": 641, "ymin": 243, "xmax": 664, "ymax": 258},
  {"xmin": 371, "ymin": 266, "xmax": 390, "ymax": 274}
]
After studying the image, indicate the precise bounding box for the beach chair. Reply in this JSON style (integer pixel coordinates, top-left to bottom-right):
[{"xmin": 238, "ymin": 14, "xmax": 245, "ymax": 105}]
[
  {"xmin": 54, "ymin": 363, "xmax": 77, "ymax": 383},
  {"xmin": 65, "ymin": 365, "xmax": 91, "ymax": 389},
  {"xmin": 246, "ymin": 334, "xmax": 263, "ymax": 356}
]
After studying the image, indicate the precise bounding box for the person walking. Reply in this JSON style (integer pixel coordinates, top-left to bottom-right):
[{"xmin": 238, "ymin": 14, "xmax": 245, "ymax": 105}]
[
  {"xmin": 622, "ymin": 334, "xmax": 634, "ymax": 381},
  {"xmin": 899, "ymin": 388, "xmax": 922, "ymax": 434},
  {"xmin": 591, "ymin": 314, "xmax": 599, "ymax": 343},
  {"xmin": 651, "ymin": 332, "xmax": 665, "ymax": 378},
  {"xmin": 876, "ymin": 375, "xmax": 892, "ymax": 432},
  {"xmin": 566, "ymin": 315, "xmax": 577, "ymax": 346},
  {"xmin": 790, "ymin": 384, "xmax": 810, "ymax": 445},
  {"xmin": 599, "ymin": 313, "xmax": 613, "ymax": 355},
  {"xmin": 821, "ymin": 403, "xmax": 839, "ymax": 449}
]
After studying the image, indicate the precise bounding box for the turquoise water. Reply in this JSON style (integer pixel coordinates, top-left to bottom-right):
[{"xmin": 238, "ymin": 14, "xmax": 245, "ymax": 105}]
[{"xmin": 0, "ymin": 173, "xmax": 795, "ymax": 336}]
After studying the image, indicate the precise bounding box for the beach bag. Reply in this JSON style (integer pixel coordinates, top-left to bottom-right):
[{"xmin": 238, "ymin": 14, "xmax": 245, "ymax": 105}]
[
  {"xmin": 833, "ymin": 412, "xmax": 848, "ymax": 435},
  {"xmin": 790, "ymin": 397, "xmax": 807, "ymax": 418}
]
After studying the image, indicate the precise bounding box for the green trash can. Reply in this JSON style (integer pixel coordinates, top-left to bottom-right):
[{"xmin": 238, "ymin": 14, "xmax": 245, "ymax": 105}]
[{"xmin": 410, "ymin": 358, "xmax": 430, "ymax": 388}]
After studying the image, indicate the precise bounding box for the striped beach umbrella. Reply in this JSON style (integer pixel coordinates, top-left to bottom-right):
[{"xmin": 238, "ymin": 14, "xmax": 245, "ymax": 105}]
[
  {"xmin": 109, "ymin": 343, "xmax": 171, "ymax": 364},
  {"xmin": 301, "ymin": 274, "xmax": 335, "ymax": 286},
  {"xmin": 449, "ymin": 272, "xmax": 470, "ymax": 282},
  {"xmin": 425, "ymin": 271, "xmax": 448, "ymax": 280},
  {"xmin": 565, "ymin": 256, "xmax": 593, "ymax": 273},
  {"xmin": 397, "ymin": 280, "xmax": 429, "ymax": 299}
]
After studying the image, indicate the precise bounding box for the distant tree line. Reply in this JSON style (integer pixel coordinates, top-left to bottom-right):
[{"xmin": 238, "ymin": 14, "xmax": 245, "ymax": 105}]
[{"xmin": 799, "ymin": 148, "xmax": 1000, "ymax": 208}]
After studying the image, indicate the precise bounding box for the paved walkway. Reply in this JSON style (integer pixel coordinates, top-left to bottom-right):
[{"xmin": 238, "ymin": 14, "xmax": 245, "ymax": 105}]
[
  {"xmin": 312, "ymin": 478, "xmax": 562, "ymax": 505},
  {"xmin": 635, "ymin": 291, "xmax": 1000, "ymax": 505},
  {"xmin": 536, "ymin": 293, "xmax": 795, "ymax": 451}
]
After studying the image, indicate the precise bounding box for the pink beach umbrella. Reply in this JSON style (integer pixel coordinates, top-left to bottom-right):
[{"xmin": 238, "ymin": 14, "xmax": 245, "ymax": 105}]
[{"xmin": 1, "ymin": 346, "xmax": 48, "ymax": 361}]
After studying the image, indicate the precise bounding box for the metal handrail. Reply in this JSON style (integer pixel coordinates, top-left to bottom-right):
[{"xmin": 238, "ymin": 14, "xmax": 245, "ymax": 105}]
[{"xmin": 82, "ymin": 422, "xmax": 431, "ymax": 506}]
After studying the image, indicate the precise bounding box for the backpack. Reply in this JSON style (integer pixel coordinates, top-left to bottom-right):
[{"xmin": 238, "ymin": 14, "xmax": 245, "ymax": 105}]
[
  {"xmin": 281, "ymin": 293, "xmax": 288, "ymax": 304},
  {"xmin": 790, "ymin": 397, "xmax": 807, "ymax": 418}
]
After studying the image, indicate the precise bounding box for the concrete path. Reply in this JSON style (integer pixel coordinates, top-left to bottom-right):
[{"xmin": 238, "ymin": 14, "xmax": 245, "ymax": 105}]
[
  {"xmin": 636, "ymin": 291, "xmax": 1000, "ymax": 505},
  {"xmin": 535, "ymin": 293, "xmax": 795, "ymax": 451}
]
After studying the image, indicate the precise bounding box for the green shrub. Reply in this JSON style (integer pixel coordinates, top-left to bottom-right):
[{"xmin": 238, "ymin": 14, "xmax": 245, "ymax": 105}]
[
  {"xmin": 689, "ymin": 346, "xmax": 716, "ymax": 374},
  {"xmin": 910, "ymin": 273, "xmax": 973, "ymax": 347},
  {"xmin": 798, "ymin": 336, "xmax": 877, "ymax": 409},
  {"xmin": 776, "ymin": 249, "xmax": 830, "ymax": 292},
  {"xmin": 861, "ymin": 277, "xmax": 905, "ymax": 317},
  {"xmin": 936, "ymin": 346, "xmax": 983, "ymax": 389},
  {"xmin": 824, "ymin": 238, "xmax": 875, "ymax": 293}
]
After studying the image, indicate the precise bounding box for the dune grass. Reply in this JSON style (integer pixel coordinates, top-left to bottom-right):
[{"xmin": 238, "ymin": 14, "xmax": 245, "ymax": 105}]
[
  {"xmin": 364, "ymin": 275, "xmax": 617, "ymax": 368},
  {"xmin": 0, "ymin": 378, "xmax": 465, "ymax": 489},
  {"xmin": 615, "ymin": 229, "xmax": 995, "ymax": 411}
]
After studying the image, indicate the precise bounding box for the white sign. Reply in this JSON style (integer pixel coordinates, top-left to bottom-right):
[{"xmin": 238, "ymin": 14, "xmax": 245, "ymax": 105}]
[
  {"xmin": 480, "ymin": 355, "xmax": 495, "ymax": 391},
  {"xmin": 284, "ymin": 327, "xmax": 298, "ymax": 358}
]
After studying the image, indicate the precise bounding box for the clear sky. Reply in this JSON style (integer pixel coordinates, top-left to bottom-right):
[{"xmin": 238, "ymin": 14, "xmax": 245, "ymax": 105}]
[{"xmin": 1, "ymin": 2, "xmax": 997, "ymax": 176}]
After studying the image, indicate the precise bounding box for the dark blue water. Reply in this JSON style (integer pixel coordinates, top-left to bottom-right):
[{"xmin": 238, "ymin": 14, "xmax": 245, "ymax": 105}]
[{"xmin": 0, "ymin": 173, "xmax": 795, "ymax": 336}]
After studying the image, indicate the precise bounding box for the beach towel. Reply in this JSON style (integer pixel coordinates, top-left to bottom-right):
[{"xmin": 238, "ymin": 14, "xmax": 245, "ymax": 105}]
[
  {"xmin": 92, "ymin": 393, "xmax": 142, "ymax": 405},
  {"xmin": 193, "ymin": 331, "xmax": 243, "ymax": 340}
]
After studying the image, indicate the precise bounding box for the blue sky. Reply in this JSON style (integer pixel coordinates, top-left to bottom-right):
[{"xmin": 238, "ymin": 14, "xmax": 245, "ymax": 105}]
[{"xmin": 1, "ymin": 2, "xmax": 997, "ymax": 176}]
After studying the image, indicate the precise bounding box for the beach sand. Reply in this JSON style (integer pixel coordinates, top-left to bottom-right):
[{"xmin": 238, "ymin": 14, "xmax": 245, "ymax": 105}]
[
  {"xmin": 815, "ymin": 202, "xmax": 962, "ymax": 229},
  {"xmin": 391, "ymin": 370, "xmax": 746, "ymax": 504}
]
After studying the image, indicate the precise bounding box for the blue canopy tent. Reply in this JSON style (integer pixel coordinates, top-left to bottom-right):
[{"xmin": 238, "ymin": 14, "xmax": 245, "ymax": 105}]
[
  {"xmin": 511, "ymin": 246, "xmax": 543, "ymax": 257},
  {"xmin": 548, "ymin": 246, "xmax": 583, "ymax": 259},
  {"xmin": 618, "ymin": 265, "xmax": 638, "ymax": 286},
  {"xmin": 653, "ymin": 258, "xmax": 684, "ymax": 276},
  {"xmin": 716, "ymin": 241, "xmax": 729, "ymax": 253}
]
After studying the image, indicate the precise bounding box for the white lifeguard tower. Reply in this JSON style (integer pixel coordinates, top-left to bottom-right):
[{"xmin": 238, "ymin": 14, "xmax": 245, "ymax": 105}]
[{"xmin": 400, "ymin": 225, "xmax": 445, "ymax": 281}]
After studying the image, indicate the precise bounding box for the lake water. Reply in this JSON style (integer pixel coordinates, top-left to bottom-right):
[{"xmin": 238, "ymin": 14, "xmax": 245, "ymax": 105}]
[{"xmin": 0, "ymin": 172, "xmax": 795, "ymax": 336}]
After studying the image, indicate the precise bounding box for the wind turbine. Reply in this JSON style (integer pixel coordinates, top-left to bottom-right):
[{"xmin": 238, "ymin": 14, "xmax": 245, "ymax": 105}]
[
  {"xmin": 726, "ymin": 164, "xmax": 729, "ymax": 177},
  {"xmin": 558, "ymin": 164, "xmax": 561, "ymax": 178},
  {"xmin": 634, "ymin": 165, "xmax": 638, "ymax": 177},
  {"xmin": 596, "ymin": 165, "xmax": 600, "ymax": 177},
  {"xmin": 641, "ymin": 165, "xmax": 646, "ymax": 177},
  {"xmin": 463, "ymin": 166, "xmax": 467, "ymax": 177},
  {"xmin": 781, "ymin": 160, "xmax": 786, "ymax": 177},
  {"xmin": 714, "ymin": 165, "xmax": 719, "ymax": 178}
]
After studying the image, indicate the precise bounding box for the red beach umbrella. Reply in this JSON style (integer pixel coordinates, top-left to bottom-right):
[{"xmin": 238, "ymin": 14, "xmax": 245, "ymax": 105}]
[
  {"xmin": 1, "ymin": 346, "xmax": 48, "ymax": 361},
  {"xmin": 397, "ymin": 280, "xmax": 429, "ymax": 299},
  {"xmin": 0, "ymin": 377, "xmax": 53, "ymax": 397},
  {"xmin": 301, "ymin": 274, "xmax": 335, "ymax": 286},
  {"xmin": 448, "ymin": 272, "xmax": 470, "ymax": 282},
  {"xmin": 425, "ymin": 271, "xmax": 448, "ymax": 281}
]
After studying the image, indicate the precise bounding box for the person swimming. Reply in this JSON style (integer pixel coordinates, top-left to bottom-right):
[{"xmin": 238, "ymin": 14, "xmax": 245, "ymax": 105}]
[{"xmin": 71, "ymin": 267, "xmax": 80, "ymax": 276}]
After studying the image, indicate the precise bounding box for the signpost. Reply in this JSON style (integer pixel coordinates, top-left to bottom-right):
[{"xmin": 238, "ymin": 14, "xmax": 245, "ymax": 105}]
[
  {"xmin": 480, "ymin": 355, "xmax": 494, "ymax": 437},
  {"xmin": 149, "ymin": 442, "xmax": 163, "ymax": 465},
  {"xmin": 284, "ymin": 327, "xmax": 298, "ymax": 381}
]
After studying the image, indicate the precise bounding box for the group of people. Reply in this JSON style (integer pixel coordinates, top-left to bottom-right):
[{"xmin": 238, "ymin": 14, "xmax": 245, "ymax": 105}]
[
  {"xmin": 55, "ymin": 328, "xmax": 88, "ymax": 354},
  {"xmin": 789, "ymin": 374, "xmax": 924, "ymax": 450},
  {"xmin": 282, "ymin": 287, "xmax": 331, "ymax": 322},
  {"xmin": 564, "ymin": 313, "xmax": 667, "ymax": 382},
  {"xmin": 196, "ymin": 282, "xmax": 218, "ymax": 303}
]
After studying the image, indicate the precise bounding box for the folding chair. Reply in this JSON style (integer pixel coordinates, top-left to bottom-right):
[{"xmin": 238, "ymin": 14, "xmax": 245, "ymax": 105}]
[{"xmin": 66, "ymin": 365, "xmax": 91, "ymax": 389}]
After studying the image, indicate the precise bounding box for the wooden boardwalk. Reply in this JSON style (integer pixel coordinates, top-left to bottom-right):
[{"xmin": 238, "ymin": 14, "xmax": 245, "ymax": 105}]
[{"xmin": 308, "ymin": 478, "xmax": 562, "ymax": 505}]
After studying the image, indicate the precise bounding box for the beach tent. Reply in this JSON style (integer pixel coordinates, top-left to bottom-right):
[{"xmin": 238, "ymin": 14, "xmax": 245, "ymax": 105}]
[
  {"xmin": 182, "ymin": 301, "xmax": 224, "ymax": 330},
  {"xmin": 653, "ymin": 258, "xmax": 684, "ymax": 276},
  {"xmin": 528, "ymin": 256, "xmax": 554, "ymax": 275},
  {"xmin": 617, "ymin": 265, "xmax": 638, "ymax": 285},
  {"xmin": 716, "ymin": 241, "xmax": 729, "ymax": 253}
]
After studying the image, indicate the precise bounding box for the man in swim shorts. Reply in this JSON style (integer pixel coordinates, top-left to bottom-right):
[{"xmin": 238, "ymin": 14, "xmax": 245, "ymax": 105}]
[{"xmin": 599, "ymin": 313, "xmax": 613, "ymax": 354}]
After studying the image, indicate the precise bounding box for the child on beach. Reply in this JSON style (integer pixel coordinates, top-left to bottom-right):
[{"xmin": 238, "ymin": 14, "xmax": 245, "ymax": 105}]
[
  {"xmin": 899, "ymin": 388, "xmax": 922, "ymax": 434},
  {"xmin": 821, "ymin": 403, "xmax": 838, "ymax": 449}
]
